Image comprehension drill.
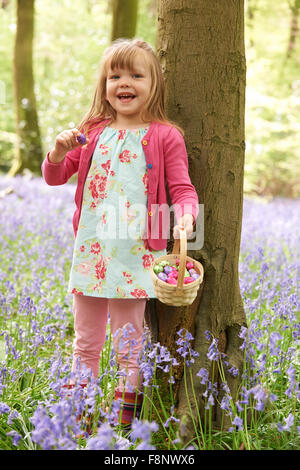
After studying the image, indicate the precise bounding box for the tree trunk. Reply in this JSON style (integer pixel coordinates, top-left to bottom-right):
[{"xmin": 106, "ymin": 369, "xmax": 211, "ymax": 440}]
[
  {"xmin": 10, "ymin": 0, "xmax": 43, "ymax": 176},
  {"xmin": 111, "ymin": 0, "xmax": 138, "ymax": 41},
  {"xmin": 147, "ymin": 0, "xmax": 247, "ymax": 444}
]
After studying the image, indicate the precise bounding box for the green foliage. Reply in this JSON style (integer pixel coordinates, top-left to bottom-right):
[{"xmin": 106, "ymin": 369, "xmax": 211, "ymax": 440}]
[{"xmin": 245, "ymin": 0, "xmax": 300, "ymax": 197}]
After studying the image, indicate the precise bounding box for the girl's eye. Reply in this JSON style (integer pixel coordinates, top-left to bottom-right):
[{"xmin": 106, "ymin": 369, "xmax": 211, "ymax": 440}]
[
  {"xmin": 110, "ymin": 75, "xmax": 120, "ymax": 79},
  {"xmin": 133, "ymin": 74, "xmax": 142, "ymax": 78}
]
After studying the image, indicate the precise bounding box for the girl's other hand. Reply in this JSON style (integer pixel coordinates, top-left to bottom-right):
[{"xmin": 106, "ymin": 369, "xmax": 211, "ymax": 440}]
[
  {"xmin": 173, "ymin": 213, "xmax": 194, "ymax": 240},
  {"xmin": 49, "ymin": 128, "xmax": 89, "ymax": 163}
]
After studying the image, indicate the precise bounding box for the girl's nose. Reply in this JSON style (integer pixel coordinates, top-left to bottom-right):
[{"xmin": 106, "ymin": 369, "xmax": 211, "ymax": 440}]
[{"xmin": 119, "ymin": 75, "xmax": 131, "ymax": 87}]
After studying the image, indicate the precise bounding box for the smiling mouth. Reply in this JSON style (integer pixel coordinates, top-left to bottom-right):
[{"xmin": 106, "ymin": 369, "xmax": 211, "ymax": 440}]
[{"xmin": 117, "ymin": 94, "xmax": 136, "ymax": 102}]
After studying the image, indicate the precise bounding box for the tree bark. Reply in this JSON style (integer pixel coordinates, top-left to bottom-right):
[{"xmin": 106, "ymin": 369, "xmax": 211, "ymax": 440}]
[
  {"xmin": 148, "ymin": 0, "xmax": 247, "ymax": 444},
  {"xmin": 10, "ymin": 0, "xmax": 43, "ymax": 176},
  {"xmin": 111, "ymin": 0, "xmax": 139, "ymax": 41}
]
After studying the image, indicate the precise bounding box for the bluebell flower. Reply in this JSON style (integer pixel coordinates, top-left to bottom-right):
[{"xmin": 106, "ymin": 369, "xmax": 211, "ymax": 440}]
[
  {"xmin": 7, "ymin": 409, "xmax": 21, "ymax": 425},
  {"xmin": 277, "ymin": 413, "xmax": 294, "ymax": 432},
  {"xmin": 207, "ymin": 338, "xmax": 219, "ymax": 361},
  {"xmin": 239, "ymin": 326, "xmax": 248, "ymax": 339},
  {"xmin": 196, "ymin": 367, "xmax": 209, "ymax": 384},
  {"xmin": 30, "ymin": 402, "xmax": 81, "ymax": 450},
  {"xmin": 261, "ymin": 262, "xmax": 269, "ymax": 274},
  {"xmin": 205, "ymin": 394, "xmax": 215, "ymax": 409},
  {"xmin": 249, "ymin": 384, "xmax": 268, "ymax": 411},
  {"xmin": 131, "ymin": 419, "xmax": 158, "ymax": 444},
  {"xmin": 204, "ymin": 330, "xmax": 211, "ymax": 341},
  {"xmin": 176, "ymin": 329, "xmax": 199, "ymax": 366},
  {"xmin": 231, "ymin": 415, "xmax": 243, "ymax": 431},
  {"xmin": 86, "ymin": 423, "xmax": 117, "ymax": 450},
  {"xmin": 220, "ymin": 394, "xmax": 232, "ymax": 413},
  {"xmin": 115, "ymin": 435, "xmax": 131, "ymax": 450},
  {"xmin": 7, "ymin": 430, "xmax": 22, "ymax": 446},
  {"xmin": 0, "ymin": 402, "xmax": 10, "ymax": 414},
  {"xmin": 227, "ymin": 365, "xmax": 239, "ymax": 377},
  {"xmin": 164, "ymin": 415, "xmax": 180, "ymax": 428}
]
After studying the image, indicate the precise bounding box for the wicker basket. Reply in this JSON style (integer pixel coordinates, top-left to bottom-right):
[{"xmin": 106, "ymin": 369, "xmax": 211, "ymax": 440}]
[{"xmin": 150, "ymin": 228, "xmax": 204, "ymax": 306}]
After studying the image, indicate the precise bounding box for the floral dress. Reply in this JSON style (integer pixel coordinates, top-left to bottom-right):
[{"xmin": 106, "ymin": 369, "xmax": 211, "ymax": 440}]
[{"xmin": 68, "ymin": 126, "xmax": 166, "ymax": 299}]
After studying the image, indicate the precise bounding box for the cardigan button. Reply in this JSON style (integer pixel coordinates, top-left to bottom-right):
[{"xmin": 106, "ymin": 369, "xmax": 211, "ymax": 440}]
[
  {"xmin": 147, "ymin": 163, "xmax": 152, "ymax": 169},
  {"xmin": 148, "ymin": 211, "xmax": 153, "ymax": 216},
  {"xmin": 142, "ymin": 139, "xmax": 148, "ymax": 146}
]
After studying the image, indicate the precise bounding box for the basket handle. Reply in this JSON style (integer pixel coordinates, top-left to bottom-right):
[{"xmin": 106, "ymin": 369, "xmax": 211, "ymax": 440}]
[{"xmin": 172, "ymin": 227, "xmax": 187, "ymax": 295}]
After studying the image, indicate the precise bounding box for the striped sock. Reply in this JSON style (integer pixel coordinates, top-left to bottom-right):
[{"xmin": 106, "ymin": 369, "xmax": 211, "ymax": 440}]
[{"xmin": 114, "ymin": 390, "xmax": 143, "ymax": 426}]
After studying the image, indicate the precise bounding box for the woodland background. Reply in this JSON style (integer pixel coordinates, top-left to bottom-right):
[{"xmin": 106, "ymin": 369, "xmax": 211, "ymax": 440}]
[
  {"xmin": 0, "ymin": 0, "xmax": 299, "ymax": 199},
  {"xmin": 0, "ymin": 0, "xmax": 299, "ymax": 452}
]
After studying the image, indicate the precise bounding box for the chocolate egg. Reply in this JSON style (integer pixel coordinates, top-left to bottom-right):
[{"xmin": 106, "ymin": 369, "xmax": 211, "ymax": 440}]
[
  {"xmin": 77, "ymin": 133, "xmax": 87, "ymax": 145},
  {"xmin": 184, "ymin": 277, "xmax": 194, "ymax": 284},
  {"xmin": 153, "ymin": 265, "xmax": 163, "ymax": 274},
  {"xmin": 188, "ymin": 268, "xmax": 197, "ymax": 275},
  {"xmin": 158, "ymin": 272, "xmax": 167, "ymax": 282},
  {"xmin": 164, "ymin": 265, "xmax": 173, "ymax": 274},
  {"xmin": 168, "ymin": 271, "xmax": 178, "ymax": 279},
  {"xmin": 166, "ymin": 277, "xmax": 177, "ymax": 285},
  {"xmin": 160, "ymin": 260, "xmax": 170, "ymax": 267}
]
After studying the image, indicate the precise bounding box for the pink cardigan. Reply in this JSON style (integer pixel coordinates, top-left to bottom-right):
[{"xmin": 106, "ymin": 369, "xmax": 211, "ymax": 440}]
[{"xmin": 42, "ymin": 119, "xmax": 199, "ymax": 251}]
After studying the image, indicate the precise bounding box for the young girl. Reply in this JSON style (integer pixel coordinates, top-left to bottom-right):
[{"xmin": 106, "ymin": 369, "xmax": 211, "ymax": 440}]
[{"xmin": 42, "ymin": 38, "xmax": 199, "ymax": 427}]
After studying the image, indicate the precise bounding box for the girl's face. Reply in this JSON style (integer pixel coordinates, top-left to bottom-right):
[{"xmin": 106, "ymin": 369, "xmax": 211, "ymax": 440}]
[{"xmin": 105, "ymin": 53, "xmax": 152, "ymax": 126}]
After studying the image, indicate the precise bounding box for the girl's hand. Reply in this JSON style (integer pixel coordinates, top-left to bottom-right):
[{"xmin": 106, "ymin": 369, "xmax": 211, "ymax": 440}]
[
  {"xmin": 173, "ymin": 213, "xmax": 194, "ymax": 239},
  {"xmin": 49, "ymin": 128, "xmax": 89, "ymax": 163}
]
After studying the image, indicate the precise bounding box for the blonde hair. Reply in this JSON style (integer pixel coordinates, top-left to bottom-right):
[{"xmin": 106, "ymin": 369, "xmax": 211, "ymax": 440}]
[{"xmin": 77, "ymin": 38, "xmax": 184, "ymax": 135}]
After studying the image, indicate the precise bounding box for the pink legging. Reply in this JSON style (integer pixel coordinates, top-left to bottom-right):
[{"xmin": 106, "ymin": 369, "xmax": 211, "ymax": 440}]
[{"xmin": 72, "ymin": 294, "xmax": 146, "ymax": 392}]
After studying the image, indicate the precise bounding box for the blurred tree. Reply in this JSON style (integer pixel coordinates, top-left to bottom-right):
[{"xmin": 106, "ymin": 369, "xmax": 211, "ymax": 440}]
[
  {"xmin": 287, "ymin": 0, "xmax": 300, "ymax": 58},
  {"xmin": 245, "ymin": 0, "xmax": 259, "ymax": 47},
  {"xmin": 111, "ymin": 0, "xmax": 138, "ymax": 41},
  {"xmin": 9, "ymin": 0, "xmax": 43, "ymax": 176},
  {"xmin": 146, "ymin": 0, "xmax": 247, "ymax": 443}
]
